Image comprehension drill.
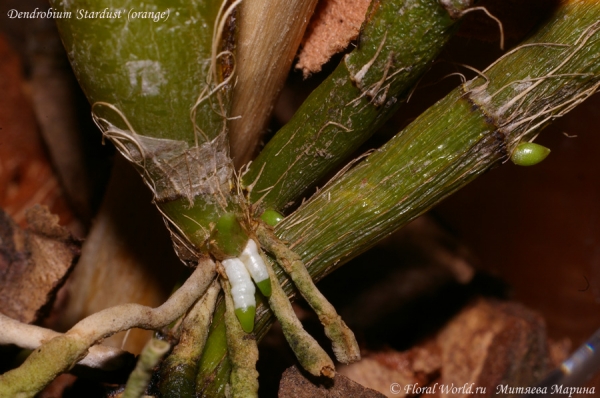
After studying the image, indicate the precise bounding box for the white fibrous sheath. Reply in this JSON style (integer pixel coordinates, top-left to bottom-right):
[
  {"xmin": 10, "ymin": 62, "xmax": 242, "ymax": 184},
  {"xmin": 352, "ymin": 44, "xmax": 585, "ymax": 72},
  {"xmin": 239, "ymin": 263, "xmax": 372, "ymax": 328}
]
[
  {"xmin": 222, "ymin": 258, "xmax": 256, "ymax": 311},
  {"xmin": 239, "ymin": 240, "xmax": 269, "ymax": 283}
]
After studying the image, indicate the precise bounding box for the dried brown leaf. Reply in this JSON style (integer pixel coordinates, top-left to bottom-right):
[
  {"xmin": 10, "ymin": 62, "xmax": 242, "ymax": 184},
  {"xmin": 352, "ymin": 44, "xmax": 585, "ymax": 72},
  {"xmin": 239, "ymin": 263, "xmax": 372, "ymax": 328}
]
[
  {"xmin": 229, "ymin": 0, "xmax": 319, "ymax": 166},
  {"xmin": 0, "ymin": 205, "xmax": 80, "ymax": 323},
  {"xmin": 339, "ymin": 299, "xmax": 554, "ymax": 397}
]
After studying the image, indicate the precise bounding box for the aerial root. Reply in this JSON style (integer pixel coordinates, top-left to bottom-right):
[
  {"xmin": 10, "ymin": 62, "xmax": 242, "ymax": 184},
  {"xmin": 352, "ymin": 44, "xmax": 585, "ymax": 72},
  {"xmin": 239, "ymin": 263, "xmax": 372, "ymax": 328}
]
[
  {"xmin": 221, "ymin": 276, "xmax": 260, "ymax": 398},
  {"xmin": 506, "ymin": 80, "xmax": 600, "ymax": 148},
  {"xmin": 256, "ymin": 224, "xmax": 361, "ymax": 365},
  {"xmin": 190, "ymin": 50, "xmax": 237, "ymax": 145},
  {"xmin": 495, "ymin": 22, "xmax": 600, "ymax": 118},
  {"xmin": 259, "ymin": 252, "xmax": 336, "ymax": 378},
  {"xmin": 158, "ymin": 279, "xmax": 221, "ymax": 397},
  {"xmin": 458, "ymin": 6, "xmax": 504, "ymax": 50},
  {"xmin": 190, "ymin": 0, "xmax": 242, "ymax": 147},
  {"xmin": 122, "ymin": 338, "xmax": 171, "ymax": 398},
  {"xmin": 461, "ymin": 21, "xmax": 600, "ymax": 158},
  {"xmin": 0, "ymin": 313, "xmax": 132, "ymax": 370},
  {"xmin": 91, "ymin": 102, "xmax": 157, "ymax": 192},
  {"xmin": 0, "ymin": 258, "xmax": 216, "ymax": 398},
  {"xmin": 347, "ymin": 31, "xmax": 388, "ymax": 88}
]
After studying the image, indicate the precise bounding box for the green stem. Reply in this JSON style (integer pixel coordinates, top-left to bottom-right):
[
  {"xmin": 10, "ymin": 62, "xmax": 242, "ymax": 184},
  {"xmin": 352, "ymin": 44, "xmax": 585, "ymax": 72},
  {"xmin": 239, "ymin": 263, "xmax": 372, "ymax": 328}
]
[
  {"xmin": 276, "ymin": 0, "xmax": 600, "ymax": 279},
  {"xmin": 243, "ymin": 0, "xmax": 474, "ymax": 212},
  {"xmin": 51, "ymin": 0, "xmax": 239, "ymax": 259},
  {"xmin": 49, "ymin": 0, "xmax": 243, "ymax": 394},
  {"xmin": 50, "ymin": 0, "xmax": 225, "ymax": 145},
  {"xmin": 197, "ymin": 1, "xmax": 600, "ymax": 393}
]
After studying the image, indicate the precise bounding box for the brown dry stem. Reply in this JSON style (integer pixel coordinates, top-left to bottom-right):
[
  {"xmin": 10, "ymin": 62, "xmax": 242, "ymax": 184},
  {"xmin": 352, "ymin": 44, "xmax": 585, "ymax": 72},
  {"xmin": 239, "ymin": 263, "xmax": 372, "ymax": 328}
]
[{"xmin": 229, "ymin": 0, "xmax": 320, "ymax": 166}]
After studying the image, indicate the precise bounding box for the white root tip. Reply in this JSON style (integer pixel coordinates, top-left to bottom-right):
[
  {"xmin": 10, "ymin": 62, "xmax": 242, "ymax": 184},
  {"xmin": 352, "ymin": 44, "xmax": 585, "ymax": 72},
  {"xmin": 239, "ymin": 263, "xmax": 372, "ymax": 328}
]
[{"xmin": 223, "ymin": 258, "xmax": 256, "ymax": 310}]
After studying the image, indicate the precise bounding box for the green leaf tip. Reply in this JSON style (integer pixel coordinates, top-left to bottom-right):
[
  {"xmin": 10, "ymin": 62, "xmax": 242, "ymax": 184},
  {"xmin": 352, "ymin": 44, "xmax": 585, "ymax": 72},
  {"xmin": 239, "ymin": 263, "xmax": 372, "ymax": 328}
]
[
  {"xmin": 260, "ymin": 209, "xmax": 284, "ymax": 226},
  {"xmin": 511, "ymin": 142, "xmax": 551, "ymax": 166},
  {"xmin": 234, "ymin": 306, "xmax": 256, "ymax": 333}
]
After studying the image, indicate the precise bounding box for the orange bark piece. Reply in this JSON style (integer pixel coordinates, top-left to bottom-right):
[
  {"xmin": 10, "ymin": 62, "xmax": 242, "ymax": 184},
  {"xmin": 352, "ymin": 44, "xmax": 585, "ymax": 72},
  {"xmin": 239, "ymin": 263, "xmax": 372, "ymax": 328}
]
[{"xmin": 296, "ymin": 0, "xmax": 372, "ymax": 77}]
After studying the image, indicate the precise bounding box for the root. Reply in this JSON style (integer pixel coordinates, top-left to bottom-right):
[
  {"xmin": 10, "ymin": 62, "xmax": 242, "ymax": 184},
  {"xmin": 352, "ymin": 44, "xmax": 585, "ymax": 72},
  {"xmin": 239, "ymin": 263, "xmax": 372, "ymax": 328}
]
[
  {"xmin": 256, "ymin": 224, "xmax": 360, "ymax": 365},
  {"xmin": 347, "ymin": 31, "xmax": 388, "ymax": 88},
  {"xmin": 242, "ymin": 162, "xmax": 265, "ymax": 196},
  {"xmin": 190, "ymin": 51, "xmax": 237, "ymax": 145},
  {"xmin": 221, "ymin": 276, "xmax": 259, "ymax": 398},
  {"xmin": 0, "ymin": 313, "xmax": 131, "ymax": 371},
  {"xmin": 159, "ymin": 279, "xmax": 221, "ymax": 397},
  {"xmin": 190, "ymin": 0, "xmax": 242, "ymax": 147},
  {"xmin": 482, "ymin": 43, "xmax": 569, "ymax": 75},
  {"xmin": 122, "ymin": 338, "xmax": 170, "ymax": 398},
  {"xmin": 458, "ymin": 6, "xmax": 504, "ymax": 50},
  {"xmin": 0, "ymin": 258, "xmax": 216, "ymax": 397},
  {"xmin": 466, "ymin": 20, "xmax": 600, "ymax": 152},
  {"xmin": 259, "ymin": 253, "xmax": 335, "ymax": 378},
  {"xmin": 346, "ymin": 55, "xmax": 399, "ymax": 108},
  {"xmin": 499, "ymin": 22, "xmax": 600, "ymax": 117},
  {"xmin": 507, "ymin": 80, "xmax": 600, "ymax": 147}
]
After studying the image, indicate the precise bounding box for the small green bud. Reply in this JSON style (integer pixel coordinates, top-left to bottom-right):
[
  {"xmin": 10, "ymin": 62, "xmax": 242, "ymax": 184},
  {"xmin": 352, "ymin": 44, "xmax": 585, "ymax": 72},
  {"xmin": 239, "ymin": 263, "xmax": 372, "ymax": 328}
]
[
  {"xmin": 212, "ymin": 213, "xmax": 248, "ymax": 257},
  {"xmin": 511, "ymin": 142, "xmax": 551, "ymax": 166},
  {"xmin": 260, "ymin": 209, "xmax": 284, "ymax": 226}
]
